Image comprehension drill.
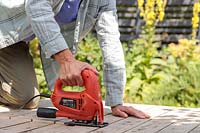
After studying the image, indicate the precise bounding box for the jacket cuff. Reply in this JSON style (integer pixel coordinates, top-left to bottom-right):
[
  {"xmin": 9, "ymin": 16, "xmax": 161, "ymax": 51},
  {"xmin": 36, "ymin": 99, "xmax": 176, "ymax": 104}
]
[
  {"xmin": 105, "ymin": 89, "xmax": 123, "ymax": 107},
  {"xmin": 41, "ymin": 36, "xmax": 69, "ymax": 58}
]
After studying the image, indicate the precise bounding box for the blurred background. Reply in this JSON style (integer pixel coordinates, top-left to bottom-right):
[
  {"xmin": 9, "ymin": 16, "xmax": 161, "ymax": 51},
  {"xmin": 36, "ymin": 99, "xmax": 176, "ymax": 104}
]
[{"xmin": 29, "ymin": 0, "xmax": 200, "ymax": 107}]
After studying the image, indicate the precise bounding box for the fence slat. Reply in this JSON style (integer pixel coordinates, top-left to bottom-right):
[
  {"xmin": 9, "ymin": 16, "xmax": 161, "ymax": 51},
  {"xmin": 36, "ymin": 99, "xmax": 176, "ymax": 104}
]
[{"xmin": 117, "ymin": 0, "xmax": 137, "ymax": 5}]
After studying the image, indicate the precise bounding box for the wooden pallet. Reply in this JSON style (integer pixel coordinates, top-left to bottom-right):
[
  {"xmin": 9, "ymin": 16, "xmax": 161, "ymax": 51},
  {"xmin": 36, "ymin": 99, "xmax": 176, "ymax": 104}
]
[{"xmin": 1, "ymin": 99, "xmax": 200, "ymax": 133}]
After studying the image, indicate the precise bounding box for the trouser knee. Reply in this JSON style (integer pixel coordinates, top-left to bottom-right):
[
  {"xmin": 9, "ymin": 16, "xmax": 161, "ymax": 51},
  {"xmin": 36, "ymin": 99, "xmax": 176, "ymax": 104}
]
[
  {"xmin": 0, "ymin": 82, "xmax": 40, "ymax": 109},
  {"xmin": 0, "ymin": 42, "xmax": 40, "ymax": 109}
]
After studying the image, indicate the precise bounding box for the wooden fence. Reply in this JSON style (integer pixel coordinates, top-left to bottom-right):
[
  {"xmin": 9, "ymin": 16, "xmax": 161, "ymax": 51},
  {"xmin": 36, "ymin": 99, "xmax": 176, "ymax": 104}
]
[{"xmin": 116, "ymin": 0, "xmax": 200, "ymax": 44}]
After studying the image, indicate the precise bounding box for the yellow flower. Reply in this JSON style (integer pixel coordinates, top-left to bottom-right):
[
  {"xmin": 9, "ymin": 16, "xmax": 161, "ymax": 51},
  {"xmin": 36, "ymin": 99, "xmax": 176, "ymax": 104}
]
[
  {"xmin": 138, "ymin": 0, "xmax": 166, "ymax": 24},
  {"xmin": 159, "ymin": 11, "xmax": 165, "ymax": 21},
  {"xmin": 192, "ymin": 0, "xmax": 200, "ymax": 39},
  {"xmin": 138, "ymin": 0, "xmax": 145, "ymax": 17},
  {"xmin": 147, "ymin": 20, "xmax": 154, "ymax": 26}
]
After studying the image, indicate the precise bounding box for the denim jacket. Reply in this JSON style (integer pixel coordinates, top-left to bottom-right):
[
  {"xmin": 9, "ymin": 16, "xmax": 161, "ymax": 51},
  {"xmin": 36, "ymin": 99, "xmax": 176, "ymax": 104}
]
[{"xmin": 0, "ymin": 0, "xmax": 126, "ymax": 107}]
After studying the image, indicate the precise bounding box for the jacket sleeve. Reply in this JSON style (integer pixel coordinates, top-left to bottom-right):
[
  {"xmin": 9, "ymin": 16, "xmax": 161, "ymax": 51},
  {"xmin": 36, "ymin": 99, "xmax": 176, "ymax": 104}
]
[
  {"xmin": 25, "ymin": 0, "xmax": 68, "ymax": 58},
  {"xmin": 95, "ymin": 10, "xmax": 126, "ymax": 107}
]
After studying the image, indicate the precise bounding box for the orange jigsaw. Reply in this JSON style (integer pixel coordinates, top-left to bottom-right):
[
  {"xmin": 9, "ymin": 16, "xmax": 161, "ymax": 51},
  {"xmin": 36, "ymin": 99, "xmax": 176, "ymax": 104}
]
[{"xmin": 37, "ymin": 69, "xmax": 108, "ymax": 127}]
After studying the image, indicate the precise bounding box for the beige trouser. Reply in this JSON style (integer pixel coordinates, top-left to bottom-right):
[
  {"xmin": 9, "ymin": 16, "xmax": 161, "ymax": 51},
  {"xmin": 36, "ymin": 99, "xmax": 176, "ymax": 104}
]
[{"xmin": 0, "ymin": 42, "xmax": 40, "ymax": 109}]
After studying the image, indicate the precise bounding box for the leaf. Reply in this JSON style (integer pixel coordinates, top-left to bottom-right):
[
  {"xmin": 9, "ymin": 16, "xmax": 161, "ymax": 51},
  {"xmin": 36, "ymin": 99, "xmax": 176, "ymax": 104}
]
[
  {"xmin": 150, "ymin": 58, "xmax": 167, "ymax": 66},
  {"xmin": 128, "ymin": 78, "xmax": 143, "ymax": 90}
]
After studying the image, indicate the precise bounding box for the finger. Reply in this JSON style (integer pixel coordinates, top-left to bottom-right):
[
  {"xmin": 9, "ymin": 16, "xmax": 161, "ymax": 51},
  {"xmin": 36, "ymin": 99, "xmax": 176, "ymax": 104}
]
[
  {"xmin": 59, "ymin": 75, "xmax": 68, "ymax": 86},
  {"xmin": 121, "ymin": 106, "xmax": 144, "ymax": 118},
  {"xmin": 65, "ymin": 75, "xmax": 74, "ymax": 86},
  {"xmin": 112, "ymin": 108, "xmax": 128, "ymax": 118},
  {"xmin": 88, "ymin": 67, "xmax": 99, "ymax": 75},
  {"xmin": 71, "ymin": 79, "xmax": 77, "ymax": 86},
  {"xmin": 61, "ymin": 79, "xmax": 70, "ymax": 86},
  {"xmin": 81, "ymin": 64, "xmax": 99, "ymax": 75},
  {"xmin": 134, "ymin": 108, "xmax": 150, "ymax": 118},
  {"xmin": 63, "ymin": 75, "xmax": 75, "ymax": 86},
  {"xmin": 123, "ymin": 106, "xmax": 149, "ymax": 119},
  {"xmin": 143, "ymin": 112, "xmax": 150, "ymax": 118},
  {"xmin": 71, "ymin": 72, "xmax": 83, "ymax": 86},
  {"xmin": 75, "ymin": 75, "xmax": 84, "ymax": 86}
]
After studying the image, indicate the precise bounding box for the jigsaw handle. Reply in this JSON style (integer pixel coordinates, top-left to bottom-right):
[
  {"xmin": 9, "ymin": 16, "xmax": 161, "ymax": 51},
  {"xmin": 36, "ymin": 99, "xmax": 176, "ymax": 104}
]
[{"xmin": 54, "ymin": 69, "xmax": 101, "ymax": 101}]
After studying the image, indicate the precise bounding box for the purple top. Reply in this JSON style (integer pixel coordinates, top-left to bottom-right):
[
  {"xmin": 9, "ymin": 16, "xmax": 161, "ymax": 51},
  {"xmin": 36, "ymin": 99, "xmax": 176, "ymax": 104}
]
[
  {"xmin": 25, "ymin": 0, "xmax": 80, "ymax": 42},
  {"xmin": 55, "ymin": 0, "xmax": 80, "ymax": 24}
]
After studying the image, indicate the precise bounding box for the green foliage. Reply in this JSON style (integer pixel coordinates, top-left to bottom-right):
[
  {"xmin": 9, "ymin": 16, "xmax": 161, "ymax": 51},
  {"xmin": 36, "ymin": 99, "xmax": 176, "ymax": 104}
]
[
  {"xmin": 123, "ymin": 37, "xmax": 167, "ymax": 103},
  {"xmin": 123, "ymin": 37, "xmax": 200, "ymax": 107},
  {"xmin": 29, "ymin": 38, "xmax": 50, "ymax": 95},
  {"xmin": 145, "ymin": 61, "xmax": 200, "ymax": 107}
]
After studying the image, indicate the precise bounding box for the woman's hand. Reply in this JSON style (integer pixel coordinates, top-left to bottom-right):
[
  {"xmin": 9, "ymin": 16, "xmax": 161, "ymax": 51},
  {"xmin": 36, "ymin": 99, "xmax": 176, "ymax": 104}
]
[
  {"xmin": 54, "ymin": 49, "xmax": 98, "ymax": 86},
  {"xmin": 111, "ymin": 105, "xmax": 150, "ymax": 119}
]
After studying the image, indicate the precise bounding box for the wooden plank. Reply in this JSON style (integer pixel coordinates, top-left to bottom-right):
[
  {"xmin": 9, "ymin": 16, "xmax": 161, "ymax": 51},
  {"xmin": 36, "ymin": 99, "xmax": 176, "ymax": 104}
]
[
  {"xmin": 119, "ymin": 19, "xmax": 192, "ymax": 27},
  {"xmin": 165, "ymin": 6, "xmax": 193, "ymax": 12},
  {"xmin": 155, "ymin": 28, "xmax": 192, "ymax": 34},
  {"xmin": 155, "ymin": 108, "xmax": 200, "ymax": 133},
  {"xmin": 0, "ymin": 109, "xmax": 36, "ymax": 118},
  {"xmin": 91, "ymin": 105, "xmax": 172, "ymax": 133},
  {"xmin": 117, "ymin": 0, "xmax": 137, "ymax": 5},
  {"xmin": 0, "ymin": 117, "xmax": 31, "ymax": 129},
  {"xmin": 118, "ymin": 12, "xmax": 137, "ymax": 18},
  {"xmin": 124, "ymin": 107, "xmax": 200, "ymax": 133},
  {"xmin": 153, "ymin": 107, "xmax": 200, "ymax": 123},
  {"xmin": 120, "ymin": 34, "xmax": 137, "ymax": 41},
  {"xmin": 117, "ymin": 7, "xmax": 137, "ymax": 13},
  {"xmin": 92, "ymin": 117, "xmax": 149, "ymax": 133},
  {"xmin": 158, "ymin": 121, "xmax": 199, "ymax": 133},
  {"xmin": 119, "ymin": 27, "xmax": 135, "ymax": 33},
  {"xmin": 189, "ymin": 124, "xmax": 200, "ymax": 133},
  {"xmin": 28, "ymin": 114, "xmax": 124, "ymax": 133},
  {"xmin": 125, "ymin": 119, "xmax": 173, "ymax": 133},
  {"xmin": 26, "ymin": 123, "xmax": 72, "ymax": 133},
  {"xmin": 156, "ymin": 20, "xmax": 192, "ymax": 27},
  {"xmin": 166, "ymin": 0, "xmax": 196, "ymax": 6},
  {"xmin": 0, "ymin": 119, "xmax": 54, "ymax": 133},
  {"xmin": 165, "ymin": 13, "xmax": 193, "ymax": 19},
  {"xmin": 118, "ymin": 19, "xmax": 136, "ymax": 27}
]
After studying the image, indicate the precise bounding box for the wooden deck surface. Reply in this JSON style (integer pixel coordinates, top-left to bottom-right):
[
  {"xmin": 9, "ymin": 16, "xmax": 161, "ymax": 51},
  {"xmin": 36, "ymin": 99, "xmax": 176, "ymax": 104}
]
[{"xmin": 1, "ymin": 99, "xmax": 200, "ymax": 133}]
